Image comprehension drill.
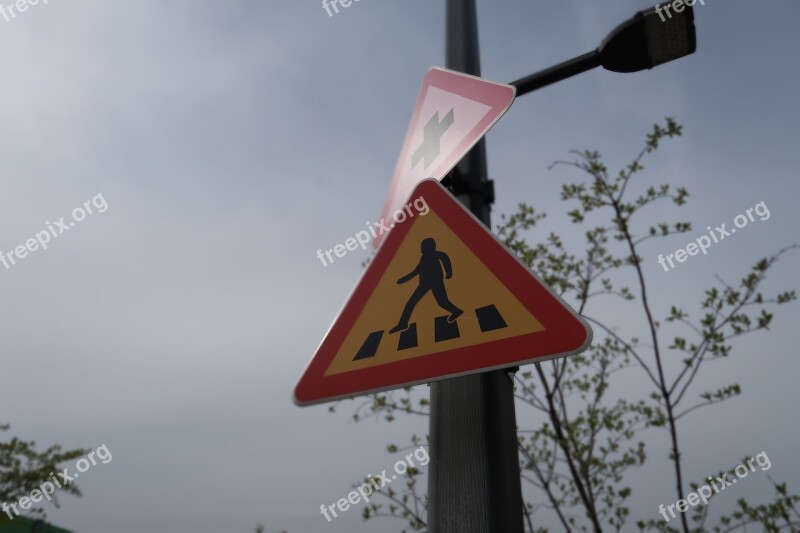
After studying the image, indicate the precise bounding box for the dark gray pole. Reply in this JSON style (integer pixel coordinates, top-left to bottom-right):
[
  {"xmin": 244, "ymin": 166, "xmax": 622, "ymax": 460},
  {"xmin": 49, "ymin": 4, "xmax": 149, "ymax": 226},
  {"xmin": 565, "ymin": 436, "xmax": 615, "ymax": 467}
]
[{"xmin": 426, "ymin": 1, "xmax": 524, "ymax": 531}]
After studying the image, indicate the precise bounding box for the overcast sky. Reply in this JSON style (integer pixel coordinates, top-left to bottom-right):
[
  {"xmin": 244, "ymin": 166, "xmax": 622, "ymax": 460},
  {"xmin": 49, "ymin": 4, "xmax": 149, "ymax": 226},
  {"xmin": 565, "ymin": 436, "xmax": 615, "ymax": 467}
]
[{"xmin": 0, "ymin": 1, "xmax": 798, "ymax": 532}]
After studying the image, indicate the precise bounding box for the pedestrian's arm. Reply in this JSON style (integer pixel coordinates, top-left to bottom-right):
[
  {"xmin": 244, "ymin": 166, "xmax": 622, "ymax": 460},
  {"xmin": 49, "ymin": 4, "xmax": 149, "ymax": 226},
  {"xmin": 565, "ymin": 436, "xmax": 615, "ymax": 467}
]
[
  {"xmin": 439, "ymin": 252, "xmax": 452, "ymax": 279},
  {"xmin": 397, "ymin": 265, "xmax": 419, "ymax": 284}
]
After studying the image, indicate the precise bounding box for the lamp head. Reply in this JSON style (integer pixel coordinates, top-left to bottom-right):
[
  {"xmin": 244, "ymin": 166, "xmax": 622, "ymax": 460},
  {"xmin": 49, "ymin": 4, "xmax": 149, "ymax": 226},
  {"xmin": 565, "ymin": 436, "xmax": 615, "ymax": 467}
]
[{"xmin": 599, "ymin": 3, "xmax": 697, "ymax": 73}]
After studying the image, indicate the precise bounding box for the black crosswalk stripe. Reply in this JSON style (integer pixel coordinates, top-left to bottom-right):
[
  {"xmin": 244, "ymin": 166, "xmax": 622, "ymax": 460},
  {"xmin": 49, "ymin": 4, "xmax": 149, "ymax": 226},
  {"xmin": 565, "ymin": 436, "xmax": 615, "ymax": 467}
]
[
  {"xmin": 434, "ymin": 315, "xmax": 460, "ymax": 342},
  {"xmin": 475, "ymin": 304, "xmax": 508, "ymax": 332},
  {"xmin": 352, "ymin": 304, "xmax": 508, "ymax": 361},
  {"xmin": 353, "ymin": 330, "xmax": 384, "ymax": 361},
  {"xmin": 398, "ymin": 323, "xmax": 418, "ymax": 351}
]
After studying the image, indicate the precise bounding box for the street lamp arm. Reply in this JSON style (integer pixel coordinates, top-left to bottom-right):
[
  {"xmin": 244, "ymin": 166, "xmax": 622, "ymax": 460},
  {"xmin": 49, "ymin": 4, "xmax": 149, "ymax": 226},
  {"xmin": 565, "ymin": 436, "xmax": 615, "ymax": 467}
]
[
  {"xmin": 510, "ymin": 50, "xmax": 602, "ymax": 98},
  {"xmin": 509, "ymin": 3, "xmax": 696, "ymax": 99}
]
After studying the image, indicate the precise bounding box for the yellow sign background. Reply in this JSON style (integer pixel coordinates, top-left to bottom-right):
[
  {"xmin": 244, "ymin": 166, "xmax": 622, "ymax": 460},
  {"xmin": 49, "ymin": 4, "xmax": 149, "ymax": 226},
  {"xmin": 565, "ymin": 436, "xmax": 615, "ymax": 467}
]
[{"xmin": 325, "ymin": 210, "xmax": 544, "ymax": 376}]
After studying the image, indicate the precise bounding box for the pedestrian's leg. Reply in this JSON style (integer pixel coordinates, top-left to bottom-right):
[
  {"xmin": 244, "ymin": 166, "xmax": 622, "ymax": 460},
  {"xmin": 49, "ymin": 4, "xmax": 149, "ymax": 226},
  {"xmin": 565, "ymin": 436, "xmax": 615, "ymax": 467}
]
[
  {"xmin": 390, "ymin": 285, "xmax": 429, "ymax": 333},
  {"xmin": 431, "ymin": 284, "xmax": 462, "ymax": 322}
]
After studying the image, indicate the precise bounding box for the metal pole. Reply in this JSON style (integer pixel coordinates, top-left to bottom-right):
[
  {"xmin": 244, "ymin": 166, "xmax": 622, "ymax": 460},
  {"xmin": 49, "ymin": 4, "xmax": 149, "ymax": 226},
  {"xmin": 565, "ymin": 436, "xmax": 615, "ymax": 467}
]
[{"xmin": 427, "ymin": 1, "xmax": 524, "ymax": 531}]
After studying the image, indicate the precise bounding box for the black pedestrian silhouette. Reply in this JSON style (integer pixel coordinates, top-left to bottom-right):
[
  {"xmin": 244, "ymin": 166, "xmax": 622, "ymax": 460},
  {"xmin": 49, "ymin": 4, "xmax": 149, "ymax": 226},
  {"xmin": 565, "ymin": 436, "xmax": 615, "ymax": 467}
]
[{"xmin": 389, "ymin": 237, "xmax": 463, "ymax": 334}]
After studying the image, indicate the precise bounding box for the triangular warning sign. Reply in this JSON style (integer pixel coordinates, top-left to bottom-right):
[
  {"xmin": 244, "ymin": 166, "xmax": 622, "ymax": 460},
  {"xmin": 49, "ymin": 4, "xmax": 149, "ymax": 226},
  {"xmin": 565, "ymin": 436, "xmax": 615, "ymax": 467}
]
[
  {"xmin": 295, "ymin": 179, "xmax": 592, "ymax": 406},
  {"xmin": 374, "ymin": 67, "xmax": 515, "ymax": 247}
]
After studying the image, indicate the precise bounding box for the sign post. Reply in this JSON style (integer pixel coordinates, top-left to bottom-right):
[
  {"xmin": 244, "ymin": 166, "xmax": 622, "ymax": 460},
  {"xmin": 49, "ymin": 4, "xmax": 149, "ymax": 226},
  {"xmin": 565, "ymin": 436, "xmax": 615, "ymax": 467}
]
[{"xmin": 427, "ymin": 1, "xmax": 524, "ymax": 530}]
